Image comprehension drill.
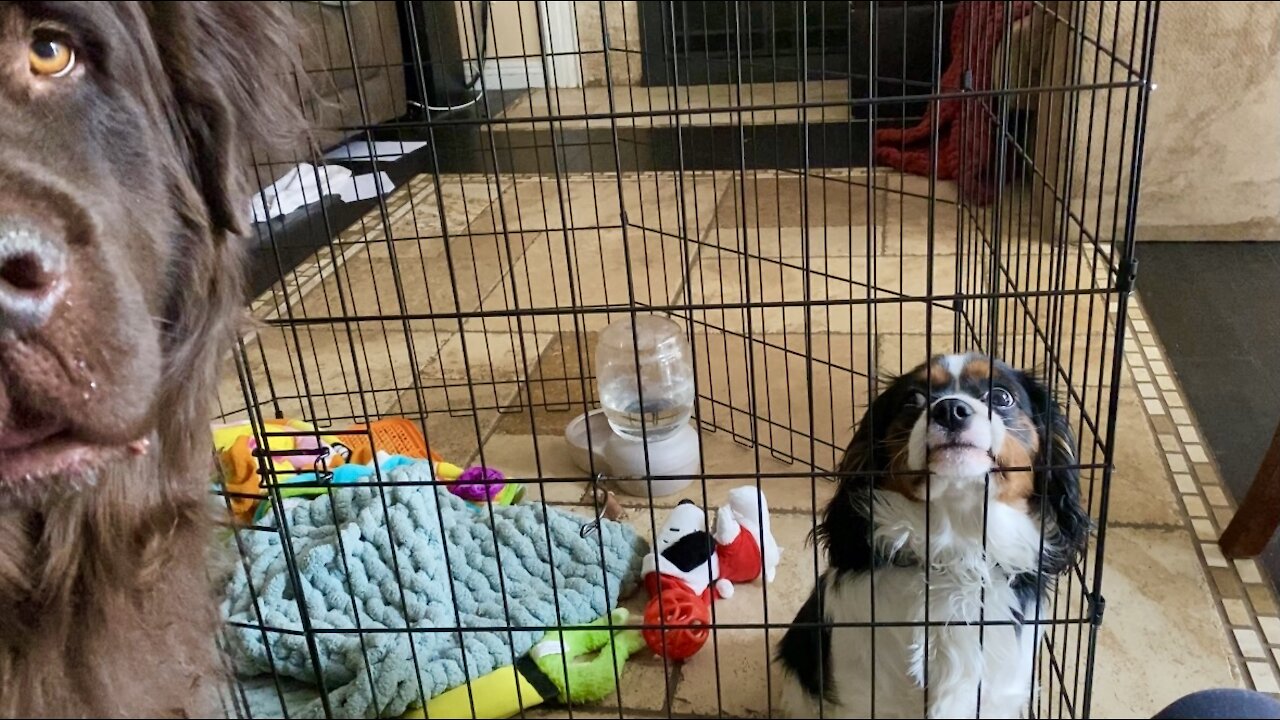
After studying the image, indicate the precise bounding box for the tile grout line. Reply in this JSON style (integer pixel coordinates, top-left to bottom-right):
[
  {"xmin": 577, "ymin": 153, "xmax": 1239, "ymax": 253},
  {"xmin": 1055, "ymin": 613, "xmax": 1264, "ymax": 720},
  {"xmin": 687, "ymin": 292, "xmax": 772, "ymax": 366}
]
[
  {"xmin": 1123, "ymin": 293, "xmax": 1280, "ymax": 695},
  {"xmin": 1105, "ymin": 520, "xmax": 1198, "ymax": 530}
]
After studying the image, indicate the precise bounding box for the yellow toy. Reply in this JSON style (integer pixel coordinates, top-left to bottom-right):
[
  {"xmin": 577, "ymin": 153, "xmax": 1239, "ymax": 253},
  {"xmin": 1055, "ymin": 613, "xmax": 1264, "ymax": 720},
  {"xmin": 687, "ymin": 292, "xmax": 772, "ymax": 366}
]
[
  {"xmin": 211, "ymin": 418, "xmax": 346, "ymax": 522},
  {"xmin": 403, "ymin": 609, "xmax": 644, "ymax": 719},
  {"xmin": 404, "ymin": 665, "xmax": 545, "ymax": 720},
  {"xmin": 212, "ymin": 416, "xmax": 520, "ymax": 523}
]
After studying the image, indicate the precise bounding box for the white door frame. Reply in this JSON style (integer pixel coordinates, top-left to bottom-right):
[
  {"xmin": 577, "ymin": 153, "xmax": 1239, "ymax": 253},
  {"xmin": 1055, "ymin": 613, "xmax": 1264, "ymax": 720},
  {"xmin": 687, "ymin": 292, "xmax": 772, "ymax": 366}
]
[{"xmin": 539, "ymin": 1, "xmax": 582, "ymax": 88}]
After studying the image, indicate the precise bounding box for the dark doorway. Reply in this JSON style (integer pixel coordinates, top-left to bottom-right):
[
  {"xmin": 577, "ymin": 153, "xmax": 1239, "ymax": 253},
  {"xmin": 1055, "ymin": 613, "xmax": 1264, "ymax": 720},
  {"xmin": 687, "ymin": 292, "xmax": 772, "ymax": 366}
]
[
  {"xmin": 640, "ymin": 2, "xmax": 853, "ymax": 85},
  {"xmin": 640, "ymin": 1, "xmax": 957, "ymax": 121}
]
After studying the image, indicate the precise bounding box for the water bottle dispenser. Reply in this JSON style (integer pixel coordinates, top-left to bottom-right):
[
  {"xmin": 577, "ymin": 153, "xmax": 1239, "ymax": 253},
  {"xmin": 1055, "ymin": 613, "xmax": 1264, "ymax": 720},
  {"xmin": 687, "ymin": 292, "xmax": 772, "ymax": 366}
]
[
  {"xmin": 596, "ymin": 315, "xmax": 695, "ymax": 442},
  {"xmin": 561, "ymin": 314, "xmax": 699, "ymax": 498}
]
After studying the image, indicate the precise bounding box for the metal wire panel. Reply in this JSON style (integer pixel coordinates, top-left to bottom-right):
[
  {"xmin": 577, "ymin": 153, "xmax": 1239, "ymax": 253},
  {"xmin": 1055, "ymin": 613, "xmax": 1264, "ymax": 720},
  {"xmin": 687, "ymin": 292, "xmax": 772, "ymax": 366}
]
[{"xmin": 218, "ymin": 2, "xmax": 1159, "ymax": 717}]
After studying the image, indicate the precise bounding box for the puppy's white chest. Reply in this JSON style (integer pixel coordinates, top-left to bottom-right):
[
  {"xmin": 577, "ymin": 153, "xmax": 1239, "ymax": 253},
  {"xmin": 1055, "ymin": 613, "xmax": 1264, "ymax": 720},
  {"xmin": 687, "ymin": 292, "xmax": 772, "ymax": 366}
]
[{"xmin": 794, "ymin": 565, "xmax": 1037, "ymax": 719}]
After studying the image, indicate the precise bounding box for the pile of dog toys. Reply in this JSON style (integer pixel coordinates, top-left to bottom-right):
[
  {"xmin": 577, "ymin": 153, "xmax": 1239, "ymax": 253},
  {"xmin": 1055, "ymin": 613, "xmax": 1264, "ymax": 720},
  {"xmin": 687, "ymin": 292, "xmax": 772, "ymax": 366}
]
[
  {"xmin": 210, "ymin": 416, "xmax": 522, "ymax": 523},
  {"xmin": 399, "ymin": 487, "xmax": 780, "ymax": 719},
  {"xmin": 211, "ymin": 416, "xmax": 781, "ymax": 716}
]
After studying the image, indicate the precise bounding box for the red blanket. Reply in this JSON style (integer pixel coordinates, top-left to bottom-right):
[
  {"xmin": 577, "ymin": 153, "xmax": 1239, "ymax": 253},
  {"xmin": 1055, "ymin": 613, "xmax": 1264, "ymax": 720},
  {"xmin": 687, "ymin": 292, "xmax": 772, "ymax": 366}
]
[{"xmin": 873, "ymin": 1, "xmax": 1033, "ymax": 205}]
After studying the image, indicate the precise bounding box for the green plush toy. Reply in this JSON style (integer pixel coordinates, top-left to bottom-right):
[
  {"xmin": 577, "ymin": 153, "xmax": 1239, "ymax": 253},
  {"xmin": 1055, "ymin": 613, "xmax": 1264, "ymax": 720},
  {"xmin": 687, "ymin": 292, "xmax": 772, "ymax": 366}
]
[
  {"xmin": 408, "ymin": 608, "xmax": 647, "ymax": 719},
  {"xmin": 532, "ymin": 607, "xmax": 647, "ymax": 705}
]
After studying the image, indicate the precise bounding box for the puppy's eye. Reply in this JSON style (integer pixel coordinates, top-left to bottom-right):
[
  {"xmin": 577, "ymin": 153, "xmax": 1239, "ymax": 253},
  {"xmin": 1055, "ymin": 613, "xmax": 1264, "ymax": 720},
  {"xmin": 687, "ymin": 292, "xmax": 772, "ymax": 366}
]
[
  {"xmin": 985, "ymin": 387, "xmax": 1015, "ymax": 408},
  {"xmin": 905, "ymin": 391, "xmax": 927, "ymax": 409},
  {"xmin": 29, "ymin": 37, "xmax": 76, "ymax": 78}
]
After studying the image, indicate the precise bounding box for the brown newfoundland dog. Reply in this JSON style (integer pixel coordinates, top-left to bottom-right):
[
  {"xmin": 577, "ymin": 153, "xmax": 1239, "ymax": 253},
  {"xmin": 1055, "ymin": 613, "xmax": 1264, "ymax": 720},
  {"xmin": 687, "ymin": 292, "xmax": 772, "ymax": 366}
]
[{"xmin": 0, "ymin": 2, "xmax": 304, "ymax": 715}]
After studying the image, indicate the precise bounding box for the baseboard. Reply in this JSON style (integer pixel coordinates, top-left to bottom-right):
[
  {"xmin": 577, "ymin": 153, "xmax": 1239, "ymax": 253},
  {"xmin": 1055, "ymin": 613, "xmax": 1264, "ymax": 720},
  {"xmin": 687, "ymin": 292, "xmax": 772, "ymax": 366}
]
[
  {"xmin": 1137, "ymin": 221, "xmax": 1280, "ymax": 242},
  {"xmin": 467, "ymin": 59, "xmax": 546, "ymax": 90}
]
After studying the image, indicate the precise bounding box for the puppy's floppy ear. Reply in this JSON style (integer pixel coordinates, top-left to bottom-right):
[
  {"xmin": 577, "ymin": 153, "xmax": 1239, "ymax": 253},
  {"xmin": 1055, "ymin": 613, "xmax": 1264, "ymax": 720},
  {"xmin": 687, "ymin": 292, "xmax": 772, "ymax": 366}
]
[
  {"xmin": 146, "ymin": 1, "xmax": 308, "ymax": 236},
  {"xmin": 1019, "ymin": 371, "xmax": 1092, "ymax": 576},
  {"xmin": 814, "ymin": 380, "xmax": 908, "ymax": 569},
  {"xmin": 833, "ymin": 380, "xmax": 907, "ymax": 479}
]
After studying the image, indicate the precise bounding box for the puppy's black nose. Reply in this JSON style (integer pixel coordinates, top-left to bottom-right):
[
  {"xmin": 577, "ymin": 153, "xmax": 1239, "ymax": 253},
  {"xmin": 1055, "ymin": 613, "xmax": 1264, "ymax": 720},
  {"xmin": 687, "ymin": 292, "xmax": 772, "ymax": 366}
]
[
  {"xmin": 0, "ymin": 217, "xmax": 67, "ymax": 332},
  {"xmin": 931, "ymin": 398, "xmax": 973, "ymax": 431}
]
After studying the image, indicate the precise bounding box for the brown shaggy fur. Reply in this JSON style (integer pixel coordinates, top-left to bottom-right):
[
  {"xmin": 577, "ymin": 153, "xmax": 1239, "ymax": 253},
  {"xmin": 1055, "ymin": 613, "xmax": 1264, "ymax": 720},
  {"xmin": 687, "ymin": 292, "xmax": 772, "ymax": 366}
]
[{"xmin": 0, "ymin": 2, "xmax": 304, "ymax": 716}]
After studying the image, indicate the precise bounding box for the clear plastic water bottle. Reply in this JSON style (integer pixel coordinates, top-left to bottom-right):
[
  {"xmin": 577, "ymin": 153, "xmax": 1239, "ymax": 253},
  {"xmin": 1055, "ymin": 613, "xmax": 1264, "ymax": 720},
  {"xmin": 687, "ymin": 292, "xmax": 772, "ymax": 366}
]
[{"xmin": 596, "ymin": 315, "xmax": 695, "ymax": 442}]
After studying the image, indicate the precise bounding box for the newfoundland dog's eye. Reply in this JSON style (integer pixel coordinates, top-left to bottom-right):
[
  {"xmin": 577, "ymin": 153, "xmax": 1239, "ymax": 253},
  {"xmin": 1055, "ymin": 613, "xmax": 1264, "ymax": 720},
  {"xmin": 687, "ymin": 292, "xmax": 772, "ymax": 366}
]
[{"xmin": 29, "ymin": 36, "xmax": 77, "ymax": 78}]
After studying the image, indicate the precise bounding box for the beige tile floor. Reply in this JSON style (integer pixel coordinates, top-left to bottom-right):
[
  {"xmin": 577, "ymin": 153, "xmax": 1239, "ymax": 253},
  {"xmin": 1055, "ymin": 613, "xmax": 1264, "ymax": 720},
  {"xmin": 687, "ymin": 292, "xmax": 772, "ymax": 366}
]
[{"xmin": 228, "ymin": 170, "xmax": 1269, "ymax": 718}]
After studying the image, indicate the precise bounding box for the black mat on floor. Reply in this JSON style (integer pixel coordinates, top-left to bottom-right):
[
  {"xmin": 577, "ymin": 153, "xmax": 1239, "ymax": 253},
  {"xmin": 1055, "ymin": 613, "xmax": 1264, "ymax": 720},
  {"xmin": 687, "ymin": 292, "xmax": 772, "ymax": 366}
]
[{"xmin": 1137, "ymin": 241, "xmax": 1280, "ymax": 585}]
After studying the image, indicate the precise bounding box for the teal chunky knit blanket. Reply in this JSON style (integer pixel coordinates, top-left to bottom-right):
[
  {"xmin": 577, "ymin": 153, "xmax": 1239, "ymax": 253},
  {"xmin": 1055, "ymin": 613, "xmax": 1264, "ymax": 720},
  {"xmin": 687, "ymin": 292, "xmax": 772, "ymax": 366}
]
[{"xmin": 221, "ymin": 460, "xmax": 647, "ymax": 718}]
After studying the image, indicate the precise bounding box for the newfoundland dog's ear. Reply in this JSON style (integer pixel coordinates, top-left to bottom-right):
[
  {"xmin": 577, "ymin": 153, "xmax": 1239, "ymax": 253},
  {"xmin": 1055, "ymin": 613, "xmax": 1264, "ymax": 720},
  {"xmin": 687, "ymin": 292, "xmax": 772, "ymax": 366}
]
[
  {"xmin": 145, "ymin": 1, "xmax": 308, "ymax": 236},
  {"xmin": 139, "ymin": 2, "xmax": 309, "ymax": 466}
]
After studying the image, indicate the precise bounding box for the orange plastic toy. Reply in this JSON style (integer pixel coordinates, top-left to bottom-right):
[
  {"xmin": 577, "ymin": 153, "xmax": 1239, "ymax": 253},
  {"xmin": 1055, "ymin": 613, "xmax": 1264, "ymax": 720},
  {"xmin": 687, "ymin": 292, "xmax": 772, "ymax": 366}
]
[
  {"xmin": 335, "ymin": 417, "xmax": 440, "ymax": 466},
  {"xmin": 642, "ymin": 585, "xmax": 711, "ymax": 661}
]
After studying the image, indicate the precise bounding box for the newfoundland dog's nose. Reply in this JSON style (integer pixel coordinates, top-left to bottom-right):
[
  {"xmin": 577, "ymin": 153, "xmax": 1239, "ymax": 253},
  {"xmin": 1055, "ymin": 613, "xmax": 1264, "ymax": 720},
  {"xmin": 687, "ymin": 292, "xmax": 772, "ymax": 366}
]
[{"xmin": 0, "ymin": 217, "xmax": 67, "ymax": 332}]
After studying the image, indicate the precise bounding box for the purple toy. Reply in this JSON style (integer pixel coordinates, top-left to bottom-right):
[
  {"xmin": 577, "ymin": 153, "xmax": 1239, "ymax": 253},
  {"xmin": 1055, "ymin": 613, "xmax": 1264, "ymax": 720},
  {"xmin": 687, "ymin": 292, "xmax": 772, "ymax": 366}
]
[{"xmin": 449, "ymin": 466, "xmax": 506, "ymax": 501}]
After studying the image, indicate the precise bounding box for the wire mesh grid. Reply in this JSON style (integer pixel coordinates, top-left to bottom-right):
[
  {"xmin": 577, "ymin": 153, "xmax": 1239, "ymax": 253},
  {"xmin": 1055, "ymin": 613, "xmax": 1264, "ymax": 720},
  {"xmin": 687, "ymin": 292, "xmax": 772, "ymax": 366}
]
[{"xmin": 216, "ymin": 1, "xmax": 1159, "ymax": 717}]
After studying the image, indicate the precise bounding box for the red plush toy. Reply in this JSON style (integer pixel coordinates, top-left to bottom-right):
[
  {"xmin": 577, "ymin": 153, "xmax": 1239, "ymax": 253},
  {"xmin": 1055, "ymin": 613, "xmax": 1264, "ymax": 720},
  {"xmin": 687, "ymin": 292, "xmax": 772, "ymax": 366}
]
[{"xmin": 640, "ymin": 489, "xmax": 780, "ymax": 661}]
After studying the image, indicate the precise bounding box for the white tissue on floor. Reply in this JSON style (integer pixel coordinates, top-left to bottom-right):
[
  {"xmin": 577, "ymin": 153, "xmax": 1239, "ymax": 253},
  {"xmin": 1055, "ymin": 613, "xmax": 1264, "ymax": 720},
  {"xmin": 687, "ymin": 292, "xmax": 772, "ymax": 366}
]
[
  {"xmin": 250, "ymin": 163, "xmax": 397, "ymax": 223},
  {"xmin": 323, "ymin": 139, "xmax": 426, "ymax": 162},
  {"xmin": 337, "ymin": 171, "xmax": 394, "ymax": 203},
  {"xmin": 250, "ymin": 163, "xmax": 348, "ymax": 223}
]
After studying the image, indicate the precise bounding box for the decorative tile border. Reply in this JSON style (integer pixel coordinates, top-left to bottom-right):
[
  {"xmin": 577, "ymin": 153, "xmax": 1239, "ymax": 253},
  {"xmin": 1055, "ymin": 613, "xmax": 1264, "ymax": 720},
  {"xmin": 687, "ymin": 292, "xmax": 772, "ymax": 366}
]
[{"xmin": 1121, "ymin": 295, "xmax": 1280, "ymax": 696}]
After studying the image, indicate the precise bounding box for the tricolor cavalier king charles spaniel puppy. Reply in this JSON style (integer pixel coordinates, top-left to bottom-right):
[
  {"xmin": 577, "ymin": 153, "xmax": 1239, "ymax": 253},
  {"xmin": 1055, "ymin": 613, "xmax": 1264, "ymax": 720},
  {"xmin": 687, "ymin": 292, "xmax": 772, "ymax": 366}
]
[{"xmin": 776, "ymin": 353, "xmax": 1090, "ymax": 719}]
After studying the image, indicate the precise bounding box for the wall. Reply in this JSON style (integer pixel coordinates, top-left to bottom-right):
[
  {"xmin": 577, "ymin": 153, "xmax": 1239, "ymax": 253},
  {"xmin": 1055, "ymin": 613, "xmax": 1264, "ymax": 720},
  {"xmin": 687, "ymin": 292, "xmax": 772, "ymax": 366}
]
[
  {"xmin": 451, "ymin": 1, "xmax": 638, "ymax": 88},
  {"xmin": 455, "ymin": 1, "xmax": 542, "ymax": 60},
  {"xmin": 1138, "ymin": 2, "xmax": 1280, "ymax": 241},
  {"xmin": 1064, "ymin": 2, "xmax": 1280, "ymax": 243},
  {"xmin": 576, "ymin": 1, "xmax": 641, "ymax": 87}
]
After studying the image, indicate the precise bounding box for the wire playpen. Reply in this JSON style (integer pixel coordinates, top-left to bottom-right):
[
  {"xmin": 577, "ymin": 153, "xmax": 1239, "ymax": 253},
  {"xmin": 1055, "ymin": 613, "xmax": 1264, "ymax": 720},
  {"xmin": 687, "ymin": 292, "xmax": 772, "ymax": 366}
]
[{"xmin": 217, "ymin": 1, "xmax": 1159, "ymax": 717}]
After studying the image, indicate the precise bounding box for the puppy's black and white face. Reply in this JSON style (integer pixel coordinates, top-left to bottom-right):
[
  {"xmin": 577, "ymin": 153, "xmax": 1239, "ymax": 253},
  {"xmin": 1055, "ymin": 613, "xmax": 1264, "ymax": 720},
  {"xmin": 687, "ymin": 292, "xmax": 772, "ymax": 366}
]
[
  {"xmin": 821, "ymin": 352, "xmax": 1089, "ymax": 575},
  {"xmin": 885, "ymin": 354, "xmax": 1051, "ymax": 505}
]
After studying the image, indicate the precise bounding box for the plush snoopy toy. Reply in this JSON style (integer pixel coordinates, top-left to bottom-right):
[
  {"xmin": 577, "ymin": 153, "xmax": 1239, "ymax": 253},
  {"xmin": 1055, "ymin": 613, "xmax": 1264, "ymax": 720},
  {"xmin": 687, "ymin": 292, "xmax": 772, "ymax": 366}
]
[
  {"xmin": 642, "ymin": 488, "xmax": 781, "ymax": 602},
  {"xmin": 712, "ymin": 486, "xmax": 782, "ymax": 598},
  {"xmin": 642, "ymin": 499, "xmax": 720, "ymax": 600}
]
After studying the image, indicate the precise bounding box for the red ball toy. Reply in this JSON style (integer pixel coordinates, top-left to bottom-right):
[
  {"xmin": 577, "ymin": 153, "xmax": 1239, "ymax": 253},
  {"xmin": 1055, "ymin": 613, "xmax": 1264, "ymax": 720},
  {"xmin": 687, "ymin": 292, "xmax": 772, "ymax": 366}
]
[{"xmin": 642, "ymin": 585, "xmax": 711, "ymax": 661}]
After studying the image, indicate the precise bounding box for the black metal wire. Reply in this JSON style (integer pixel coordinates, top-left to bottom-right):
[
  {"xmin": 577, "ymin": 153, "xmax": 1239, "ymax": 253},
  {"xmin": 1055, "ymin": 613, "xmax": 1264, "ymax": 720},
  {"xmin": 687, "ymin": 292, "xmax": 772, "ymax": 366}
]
[{"xmin": 222, "ymin": 2, "xmax": 1159, "ymax": 718}]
